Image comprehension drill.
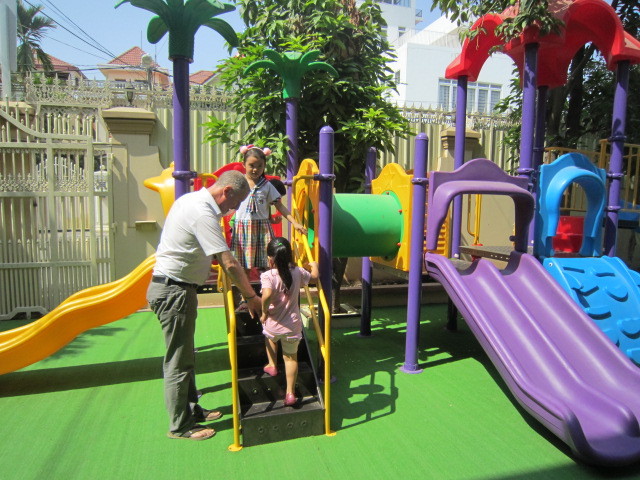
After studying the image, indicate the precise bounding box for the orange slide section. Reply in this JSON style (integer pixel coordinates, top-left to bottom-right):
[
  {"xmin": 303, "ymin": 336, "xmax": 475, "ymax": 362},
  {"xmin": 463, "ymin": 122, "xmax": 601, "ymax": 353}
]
[{"xmin": 0, "ymin": 255, "xmax": 155, "ymax": 376}]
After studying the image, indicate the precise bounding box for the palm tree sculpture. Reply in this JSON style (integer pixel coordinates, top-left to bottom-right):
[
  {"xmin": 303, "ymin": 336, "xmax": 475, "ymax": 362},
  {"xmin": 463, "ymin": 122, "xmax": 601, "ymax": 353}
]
[
  {"xmin": 244, "ymin": 50, "xmax": 338, "ymax": 193},
  {"xmin": 115, "ymin": 0, "xmax": 238, "ymax": 198},
  {"xmin": 16, "ymin": 0, "xmax": 56, "ymax": 74}
]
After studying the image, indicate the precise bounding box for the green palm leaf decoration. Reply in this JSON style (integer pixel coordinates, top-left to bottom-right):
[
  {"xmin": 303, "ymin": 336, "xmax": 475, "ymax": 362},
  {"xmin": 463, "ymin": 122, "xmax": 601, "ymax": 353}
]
[
  {"xmin": 244, "ymin": 49, "xmax": 338, "ymax": 99},
  {"xmin": 115, "ymin": 0, "xmax": 238, "ymax": 61}
]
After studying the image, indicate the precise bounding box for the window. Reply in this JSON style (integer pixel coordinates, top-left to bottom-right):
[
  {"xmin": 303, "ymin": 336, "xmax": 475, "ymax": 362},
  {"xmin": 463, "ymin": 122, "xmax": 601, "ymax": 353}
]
[
  {"xmin": 437, "ymin": 79, "xmax": 503, "ymax": 113},
  {"xmin": 490, "ymin": 90, "xmax": 501, "ymax": 112},
  {"xmin": 394, "ymin": 70, "xmax": 401, "ymax": 84},
  {"xmin": 477, "ymin": 84, "xmax": 488, "ymax": 114},
  {"xmin": 438, "ymin": 81, "xmax": 451, "ymax": 110},
  {"xmin": 398, "ymin": 27, "xmax": 406, "ymax": 38}
]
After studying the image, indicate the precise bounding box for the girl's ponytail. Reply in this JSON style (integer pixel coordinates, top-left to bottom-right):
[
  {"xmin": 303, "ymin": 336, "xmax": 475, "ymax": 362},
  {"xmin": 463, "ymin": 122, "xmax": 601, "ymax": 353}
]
[{"xmin": 267, "ymin": 237, "xmax": 293, "ymax": 291}]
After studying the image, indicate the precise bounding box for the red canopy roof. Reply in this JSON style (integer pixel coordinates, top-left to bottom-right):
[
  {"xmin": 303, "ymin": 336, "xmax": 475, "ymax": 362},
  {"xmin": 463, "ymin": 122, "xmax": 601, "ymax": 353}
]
[{"xmin": 445, "ymin": 0, "xmax": 640, "ymax": 88}]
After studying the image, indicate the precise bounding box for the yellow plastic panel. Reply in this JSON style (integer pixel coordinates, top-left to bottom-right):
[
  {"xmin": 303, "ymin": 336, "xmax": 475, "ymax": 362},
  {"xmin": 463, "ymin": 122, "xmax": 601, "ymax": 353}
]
[{"xmin": 370, "ymin": 163, "xmax": 413, "ymax": 271}]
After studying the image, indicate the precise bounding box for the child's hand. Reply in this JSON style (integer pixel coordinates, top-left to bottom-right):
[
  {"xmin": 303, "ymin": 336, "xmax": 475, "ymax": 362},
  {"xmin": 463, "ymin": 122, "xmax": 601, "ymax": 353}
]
[{"xmin": 260, "ymin": 313, "xmax": 267, "ymax": 324}]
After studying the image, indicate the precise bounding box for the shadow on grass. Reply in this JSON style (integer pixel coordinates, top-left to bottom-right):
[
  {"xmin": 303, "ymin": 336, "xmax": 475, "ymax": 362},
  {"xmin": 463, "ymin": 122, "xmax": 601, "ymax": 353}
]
[
  {"xmin": 324, "ymin": 304, "xmax": 480, "ymax": 431},
  {"xmin": 0, "ymin": 343, "xmax": 231, "ymax": 398},
  {"xmin": 478, "ymin": 462, "xmax": 640, "ymax": 479}
]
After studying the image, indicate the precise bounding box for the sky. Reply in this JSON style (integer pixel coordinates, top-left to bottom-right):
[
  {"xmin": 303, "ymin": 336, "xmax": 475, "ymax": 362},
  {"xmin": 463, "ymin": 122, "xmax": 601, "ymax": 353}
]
[
  {"xmin": 33, "ymin": 0, "xmax": 441, "ymax": 80},
  {"xmin": 38, "ymin": 0, "xmax": 245, "ymax": 79}
]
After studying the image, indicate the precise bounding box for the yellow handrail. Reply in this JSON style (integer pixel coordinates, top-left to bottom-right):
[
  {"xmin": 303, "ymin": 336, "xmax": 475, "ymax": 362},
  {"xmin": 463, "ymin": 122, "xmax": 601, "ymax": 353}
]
[
  {"xmin": 220, "ymin": 266, "xmax": 243, "ymax": 452},
  {"xmin": 291, "ymin": 172, "xmax": 335, "ymax": 436},
  {"xmin": 224, "ymin": 167, "xmax": 334, "ymax": 449}
]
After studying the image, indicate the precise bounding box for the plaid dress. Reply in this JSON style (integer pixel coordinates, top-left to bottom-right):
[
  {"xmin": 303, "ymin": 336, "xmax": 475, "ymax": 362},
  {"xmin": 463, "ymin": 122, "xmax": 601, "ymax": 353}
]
[{"xmin": 232, "ymin": 177, "xmax": 280, "ymax": 269}]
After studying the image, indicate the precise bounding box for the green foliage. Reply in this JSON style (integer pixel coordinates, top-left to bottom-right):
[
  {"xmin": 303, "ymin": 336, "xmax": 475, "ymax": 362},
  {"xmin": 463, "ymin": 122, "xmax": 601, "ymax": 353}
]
[
  {"xmin": 16, "ymin": 0, "xmax": 56, "ymax": 73},
  {"xmin": 436, "ymin": 0, "xmax": 640, "ymax": 159},
  {"xmin": 431, "ymin": 0, "xmax": 562, "ymax": 41},
  {"xmin": 203, "ymin": 0, "xmax": 410, "ymax": 193}
]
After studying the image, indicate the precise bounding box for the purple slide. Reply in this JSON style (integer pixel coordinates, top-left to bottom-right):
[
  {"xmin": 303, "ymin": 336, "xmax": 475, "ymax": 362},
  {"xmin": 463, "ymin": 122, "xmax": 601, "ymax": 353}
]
[{"xmin": 426, "ymin": 250, "xmax": 640, "ymax": 465}]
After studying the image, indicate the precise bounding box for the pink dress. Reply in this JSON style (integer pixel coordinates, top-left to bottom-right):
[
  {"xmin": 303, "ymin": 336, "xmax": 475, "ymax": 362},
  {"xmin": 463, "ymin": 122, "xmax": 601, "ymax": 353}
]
[{"xmin": 260, "ymin": 266, "xmax": 311, "ymax": 340}]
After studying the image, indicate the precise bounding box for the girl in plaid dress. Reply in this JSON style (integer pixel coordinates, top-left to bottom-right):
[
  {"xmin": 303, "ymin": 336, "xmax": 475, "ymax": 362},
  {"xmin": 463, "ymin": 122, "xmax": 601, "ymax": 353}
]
[{"xmin": 232, "ymin": 146, "xmax": 306, "ymax": 294}]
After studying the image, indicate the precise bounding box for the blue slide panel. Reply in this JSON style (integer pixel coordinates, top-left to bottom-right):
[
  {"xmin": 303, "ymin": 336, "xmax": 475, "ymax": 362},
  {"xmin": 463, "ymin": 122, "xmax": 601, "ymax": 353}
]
[{"xmin": 544, "ymin": 256, "xmax": 640, "ymax": 365}]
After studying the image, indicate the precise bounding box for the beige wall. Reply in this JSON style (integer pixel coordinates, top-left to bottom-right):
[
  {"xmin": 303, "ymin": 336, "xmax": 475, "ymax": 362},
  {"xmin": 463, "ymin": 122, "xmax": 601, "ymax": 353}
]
[
  {"xmin": 100, "ymin": 109, "xmax": 519, "ymax": 279},
  {"xmin": 102, "ymin": 107, "xmax": 165, "ymax": 277}
]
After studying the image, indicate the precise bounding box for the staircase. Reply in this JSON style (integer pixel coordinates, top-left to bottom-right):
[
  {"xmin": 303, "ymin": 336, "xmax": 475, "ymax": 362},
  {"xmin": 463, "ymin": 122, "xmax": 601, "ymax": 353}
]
[{"xmin": 232, "ymin": 286, "xmax": 326, "ymax": 447}]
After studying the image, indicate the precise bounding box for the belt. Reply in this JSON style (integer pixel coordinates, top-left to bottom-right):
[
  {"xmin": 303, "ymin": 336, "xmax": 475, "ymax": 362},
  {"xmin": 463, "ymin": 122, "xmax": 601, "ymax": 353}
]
[{"xmin": 152, "ymin": 275, "xmax": 198, "ymax": 289}]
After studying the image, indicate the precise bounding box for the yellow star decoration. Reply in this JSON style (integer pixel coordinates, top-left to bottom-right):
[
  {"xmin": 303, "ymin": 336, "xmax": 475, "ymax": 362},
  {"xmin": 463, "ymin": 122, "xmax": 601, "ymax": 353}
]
[{"xmin": 143, "ymin": 163, "xmax": 175, "ymax": 216}]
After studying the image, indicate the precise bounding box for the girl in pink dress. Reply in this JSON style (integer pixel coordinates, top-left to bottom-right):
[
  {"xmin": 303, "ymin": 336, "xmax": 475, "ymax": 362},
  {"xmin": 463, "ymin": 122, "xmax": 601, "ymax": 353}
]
[{"xmin": 260, "ymin": 237, "xmax": 319, "ymax": 406}]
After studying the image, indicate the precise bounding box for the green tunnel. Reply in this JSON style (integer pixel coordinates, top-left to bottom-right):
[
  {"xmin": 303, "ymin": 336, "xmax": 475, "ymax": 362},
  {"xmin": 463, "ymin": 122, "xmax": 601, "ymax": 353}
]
[{"xmin": 328, "ymin": 192, "xmax": 404, "ymax": 258}]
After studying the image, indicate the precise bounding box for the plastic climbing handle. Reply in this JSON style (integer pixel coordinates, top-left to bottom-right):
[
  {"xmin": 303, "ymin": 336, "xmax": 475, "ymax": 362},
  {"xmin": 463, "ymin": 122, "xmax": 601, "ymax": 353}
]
[{"xmin": 332, "ymin": 193, "xmax": 402, "ymax": 258}]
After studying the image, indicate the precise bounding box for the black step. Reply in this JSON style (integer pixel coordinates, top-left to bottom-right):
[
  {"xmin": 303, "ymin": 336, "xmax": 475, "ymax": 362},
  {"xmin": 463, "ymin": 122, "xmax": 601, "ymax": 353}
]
[
  {"xmin": 238, "ymin": 364, "xmax": 325, "ymax": 446},
  {"xmin": 231, "ymin": 284, "xmax": 325, "ymax": 446}
]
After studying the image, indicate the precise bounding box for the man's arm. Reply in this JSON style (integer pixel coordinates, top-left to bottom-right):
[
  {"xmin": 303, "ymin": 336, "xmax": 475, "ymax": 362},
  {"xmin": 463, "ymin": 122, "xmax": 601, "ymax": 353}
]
[{"xmin": 216, "ymin": 250, "xmax": 262, "ymax": 318}]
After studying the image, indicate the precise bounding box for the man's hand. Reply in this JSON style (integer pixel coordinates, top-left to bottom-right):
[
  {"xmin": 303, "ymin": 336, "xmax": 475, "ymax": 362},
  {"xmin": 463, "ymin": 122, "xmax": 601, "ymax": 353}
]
[{"xmin": 247, "ymin": 295, "xmax": 262, "ymax": 318}]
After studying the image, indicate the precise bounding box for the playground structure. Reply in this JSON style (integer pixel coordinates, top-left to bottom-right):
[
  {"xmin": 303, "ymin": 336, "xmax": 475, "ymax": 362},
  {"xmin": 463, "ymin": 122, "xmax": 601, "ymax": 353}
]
[{"xmin": 5, "ymin": 0, "xmax": 640, "ymax": 467}]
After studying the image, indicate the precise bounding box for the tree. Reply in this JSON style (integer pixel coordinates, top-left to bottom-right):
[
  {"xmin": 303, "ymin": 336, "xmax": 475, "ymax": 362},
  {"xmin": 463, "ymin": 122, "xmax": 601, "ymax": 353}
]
[
  {"xmin": 434, "ymin": 0, "xmax": 640, "ymax": 153},
  {"xmin": 203, "ymin": 0, "xmax": 410, "ymax": 311},
  {"xmin": 116, "ymin": 0, "xmax": 239, "ymax": 198},
  {"xmin": 244, "ymin": 49, "xmax": 338, "ymax": 188},
  {"xmin": 204, "ymin": 0, "xmax": 408, "ymax": 194},
  {"xmin": 16, "ymin": 0, "xmax": 55, "ymax": 73}
]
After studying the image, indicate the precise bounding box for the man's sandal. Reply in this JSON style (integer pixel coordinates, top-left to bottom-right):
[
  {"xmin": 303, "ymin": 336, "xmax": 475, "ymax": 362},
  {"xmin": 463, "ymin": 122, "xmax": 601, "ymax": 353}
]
[
  {"xmin": 167, "ymin": 425, "xmax": 215, "ymax": 441},
  {"xmin": 195, "ymin": 409, "xmax": 223, "ymax": 422}
]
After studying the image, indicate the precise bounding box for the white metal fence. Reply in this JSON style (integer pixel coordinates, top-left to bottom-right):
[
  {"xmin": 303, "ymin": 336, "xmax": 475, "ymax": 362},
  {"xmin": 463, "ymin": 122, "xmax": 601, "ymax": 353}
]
[
  {"xmin": 0, "ymin": 79, "xmax": 515, "ymax": 319},
  {"xmin": 0, "ymin": 101, "xmax": 114, "ymax": 319}
]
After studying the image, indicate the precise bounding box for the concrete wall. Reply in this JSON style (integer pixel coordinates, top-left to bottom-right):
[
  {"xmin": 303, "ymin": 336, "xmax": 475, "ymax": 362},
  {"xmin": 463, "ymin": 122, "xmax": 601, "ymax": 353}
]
[{"xmin": 102, "ymin": 107, "xmax": 165, "ymax": 277}]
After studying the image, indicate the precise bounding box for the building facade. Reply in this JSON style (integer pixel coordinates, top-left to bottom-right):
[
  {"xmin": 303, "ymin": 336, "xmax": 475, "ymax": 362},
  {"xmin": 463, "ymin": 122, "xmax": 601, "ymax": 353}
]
[{"xmin": 372, "ymin": 1, "xmax": 514, "ymax": 111}]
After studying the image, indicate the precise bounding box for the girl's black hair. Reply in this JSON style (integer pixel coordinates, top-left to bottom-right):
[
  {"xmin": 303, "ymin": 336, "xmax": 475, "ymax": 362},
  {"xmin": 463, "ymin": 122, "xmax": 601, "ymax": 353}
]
[
  {"xmin": 267, "ymin": 237, "xmax": 293, "ymax": 291},
  {"xmin": 243, "ymin": 147, "xmax": 267, "ymax": 163},
  {"xmin": 269, "ymin": 178, "xmax": 286, "ymax": 196}
]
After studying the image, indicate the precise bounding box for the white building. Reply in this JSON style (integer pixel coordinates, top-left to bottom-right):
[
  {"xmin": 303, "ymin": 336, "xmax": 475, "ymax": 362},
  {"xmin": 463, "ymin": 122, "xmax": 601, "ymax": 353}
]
[{"xmin": 373, "ymin": 1, "xmax": 514, "ymax": 112}]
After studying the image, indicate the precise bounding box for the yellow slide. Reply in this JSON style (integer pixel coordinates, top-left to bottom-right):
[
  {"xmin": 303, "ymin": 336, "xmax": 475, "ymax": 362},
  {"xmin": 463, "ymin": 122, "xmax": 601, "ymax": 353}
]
[{"xmin": 0, "ymin": 255, "xmax": 155, "ymax": 376}]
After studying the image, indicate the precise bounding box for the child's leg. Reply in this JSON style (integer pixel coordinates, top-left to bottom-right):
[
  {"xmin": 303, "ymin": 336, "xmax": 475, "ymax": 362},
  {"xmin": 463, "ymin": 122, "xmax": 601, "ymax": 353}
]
[
  {"xmin": 283, "ymin": 351, "xmax": 298, "ymax": 395},
  {"xmin": 264, "ymin": 337, "xmax": 278, "ymax": 370}
]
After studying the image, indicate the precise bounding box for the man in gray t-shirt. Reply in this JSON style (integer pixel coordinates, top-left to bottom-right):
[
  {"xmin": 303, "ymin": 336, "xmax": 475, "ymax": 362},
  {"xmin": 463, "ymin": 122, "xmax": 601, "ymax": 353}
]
[{"xmin": 147, "ymin": 170, "xmax": 261, "ymax": 441}]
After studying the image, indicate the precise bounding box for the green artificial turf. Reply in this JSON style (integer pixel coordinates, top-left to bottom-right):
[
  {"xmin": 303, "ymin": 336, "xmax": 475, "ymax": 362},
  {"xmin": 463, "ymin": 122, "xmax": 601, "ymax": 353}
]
[{"xmin": 1, "ymin": 305, "xmax": 640, "ymax": 480}]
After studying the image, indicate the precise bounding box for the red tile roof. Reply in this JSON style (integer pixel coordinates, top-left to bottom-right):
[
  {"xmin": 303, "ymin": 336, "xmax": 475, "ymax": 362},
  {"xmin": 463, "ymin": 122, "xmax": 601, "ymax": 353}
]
[
  {"xmin": 189, "ymin": 70, "xmax": 216, "ymax": 85},
  {"xmin": 108, "ymin": 46, "xmax": 161, "ymax": 68},
  {"xmin": 34, "ymin": 54, "xmax": 87, "ymax": 79}
]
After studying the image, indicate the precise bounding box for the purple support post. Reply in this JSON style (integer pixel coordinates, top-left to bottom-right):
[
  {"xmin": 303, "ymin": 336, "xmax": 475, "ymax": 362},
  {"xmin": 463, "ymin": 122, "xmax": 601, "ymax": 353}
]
[
  {"xmin": 519, "ymin": 43, "xmax": 538, "ymax": 181},
  {"xmin": 359, "ymin": 147, "xmax": 377, "ymax": 337},
  {"xmin": 531, "ymin": 85, "xmax": 548, "ymax": 243},
  {"xmin": 172, "ymin": 57, "xmax": 195, "ymax": 199},
  {"xmin": 451, "ymin": 76, "xmax": 468, "ymax": 259},
  {"xmin": 519, "ymin": 43, "xmax": 539, "ymax": 246},
  {"xmin": 285, "ymin": 97, "xmax": 299, "ymax": 223},
  {"xmin": 402, "ymin": 133, "xmax": 428, "ymax": 374},
  {"xmin": 604, "ymin": 61, "xmax": 630, "ymax": 256},
  {"xmin": 317, "ymin": 126, "xmax": 335, "ymax": 381},
  {"xmin": 318, "ymin": 126, "xmax": 334, "ymax": 324},
  {"xmin": 533, "ymin": 85, "xmax": 548, "ymax": 172}
]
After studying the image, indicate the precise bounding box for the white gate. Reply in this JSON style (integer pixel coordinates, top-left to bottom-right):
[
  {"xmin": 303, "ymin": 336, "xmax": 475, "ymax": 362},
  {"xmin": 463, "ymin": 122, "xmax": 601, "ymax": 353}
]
[{"xmin": 0, "ymin": 102, "xmax": 114, "ymax": 320}]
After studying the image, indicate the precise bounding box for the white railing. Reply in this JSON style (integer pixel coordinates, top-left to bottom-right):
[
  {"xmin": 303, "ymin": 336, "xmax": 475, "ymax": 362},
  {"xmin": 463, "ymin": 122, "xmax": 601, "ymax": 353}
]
[{"xmin": 0, "ymin": 102, "xmax": 114, "ymax": 319}]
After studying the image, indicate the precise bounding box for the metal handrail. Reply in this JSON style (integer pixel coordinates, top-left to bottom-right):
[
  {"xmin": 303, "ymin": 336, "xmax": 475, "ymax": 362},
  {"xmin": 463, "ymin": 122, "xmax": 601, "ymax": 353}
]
[
  {"xmin": 291, "ymin": 173, "xmax": 335, "ymax": 436},
  {"xmin": 220, "ymin": 266, "xmax": 243, "ymax": 452}
]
